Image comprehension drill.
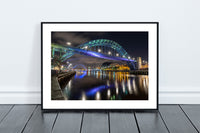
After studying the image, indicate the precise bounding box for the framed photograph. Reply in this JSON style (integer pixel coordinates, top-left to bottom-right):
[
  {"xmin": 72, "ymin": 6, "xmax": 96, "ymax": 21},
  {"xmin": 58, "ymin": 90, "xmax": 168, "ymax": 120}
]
[{"xmin": 41, "ymin": 22, "xmax": 158, "ymax": 110}]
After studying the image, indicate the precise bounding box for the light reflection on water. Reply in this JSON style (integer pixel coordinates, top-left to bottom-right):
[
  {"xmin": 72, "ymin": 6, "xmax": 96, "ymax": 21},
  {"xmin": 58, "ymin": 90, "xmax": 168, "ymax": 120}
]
[{"xmin": 62, "ymin": 70, "xmax": 148, "ymax": 100}]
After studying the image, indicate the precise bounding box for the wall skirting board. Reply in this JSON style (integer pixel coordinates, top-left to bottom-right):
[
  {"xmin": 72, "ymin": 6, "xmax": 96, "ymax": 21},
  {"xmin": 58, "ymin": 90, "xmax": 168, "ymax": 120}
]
[{"xmin": 0, "ymin": 87, "xmax": 199, "ymax": 104}]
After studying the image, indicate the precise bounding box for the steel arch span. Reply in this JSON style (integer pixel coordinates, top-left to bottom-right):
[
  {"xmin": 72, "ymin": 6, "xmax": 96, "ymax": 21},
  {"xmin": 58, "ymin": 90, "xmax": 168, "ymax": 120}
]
[
  {"xmin": 61, "ymin": 39, "xmax": 131, "ymax": 60},
  {"xmin": 51, "ymin": 39, "xmax": 136, "ymax": 70},
  {"xmin": 78, "ymin": 39, "xmax": 130, "ymax": 58}
]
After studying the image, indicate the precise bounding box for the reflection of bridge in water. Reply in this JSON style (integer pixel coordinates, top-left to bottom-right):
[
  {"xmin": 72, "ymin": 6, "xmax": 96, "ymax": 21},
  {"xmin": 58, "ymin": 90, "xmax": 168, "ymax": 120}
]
[
  {"xmin": 63, "ymin": 70, "xmax": 148, "ymax": 100},
  {"xmin": 51, "ymin": 39, "xmax": 136, "ymax": 70}
]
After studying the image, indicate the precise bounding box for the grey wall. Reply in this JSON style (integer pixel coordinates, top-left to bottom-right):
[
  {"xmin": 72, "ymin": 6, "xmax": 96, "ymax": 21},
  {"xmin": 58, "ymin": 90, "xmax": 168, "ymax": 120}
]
[{"xmin": 0, "ymin": 0, "xmax": 200, "ymax": 103}]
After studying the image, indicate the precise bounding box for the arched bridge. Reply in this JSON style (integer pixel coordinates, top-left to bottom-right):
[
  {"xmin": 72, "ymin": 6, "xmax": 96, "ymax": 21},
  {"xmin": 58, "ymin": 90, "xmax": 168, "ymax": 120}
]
[
  {"xmin": 51, "ymin": 39, "xmax": 136, "ymax": 70},
  {"xmin": 73, "ymin": 64, "xmax": 87, "ymax": 70}
]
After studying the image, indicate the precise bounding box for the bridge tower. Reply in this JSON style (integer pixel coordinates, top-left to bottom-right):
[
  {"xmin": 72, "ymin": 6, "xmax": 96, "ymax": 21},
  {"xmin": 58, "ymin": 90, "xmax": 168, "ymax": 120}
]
[{"xmin": 137, "ymin": 57, "xmax": 142, "ymax": 70}]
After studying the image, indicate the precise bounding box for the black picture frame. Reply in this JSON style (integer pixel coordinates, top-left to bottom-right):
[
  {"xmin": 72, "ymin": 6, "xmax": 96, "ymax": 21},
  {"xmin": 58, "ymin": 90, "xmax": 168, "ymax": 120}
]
[{"xmin": 41, "ymin": 22, "xmax": 159, "ymax": 111}]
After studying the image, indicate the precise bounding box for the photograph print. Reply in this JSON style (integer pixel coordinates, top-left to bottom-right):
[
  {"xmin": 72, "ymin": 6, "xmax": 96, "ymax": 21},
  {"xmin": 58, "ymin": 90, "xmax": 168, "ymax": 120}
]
[{"xmin": 42, "ymin": 23, "xmax": 158, "ymax": 110}]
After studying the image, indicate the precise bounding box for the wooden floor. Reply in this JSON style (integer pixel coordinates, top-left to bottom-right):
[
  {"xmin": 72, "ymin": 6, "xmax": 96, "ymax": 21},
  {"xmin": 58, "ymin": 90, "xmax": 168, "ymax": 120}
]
[{"xmin": 0, "ymin": 105, "xmax": 199, "ymax": 133}]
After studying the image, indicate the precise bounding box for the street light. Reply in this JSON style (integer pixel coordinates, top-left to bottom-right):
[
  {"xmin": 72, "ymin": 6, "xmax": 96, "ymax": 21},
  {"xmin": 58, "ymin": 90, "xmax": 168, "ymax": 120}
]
[
  {"xmin": 84, "ymin": 46, "xmax": 88, "ymax": 49},
  {"xmin": 98, "ymin": 49, "xmax": 101, "ymax": 52},
  {"xmin": 66, "ymin": 42, "xmax": 71, "ymax": 46},
  {"xmin": 128, "ymin": 56, "xmax": 130, "ymax": 59},
  {"xmin": 108, "ymin": 51, "xmax": 111, "ymax": 55},
  {"xmin": 116, "ymin": 53, "xmax": 119, "ymax": 56}
]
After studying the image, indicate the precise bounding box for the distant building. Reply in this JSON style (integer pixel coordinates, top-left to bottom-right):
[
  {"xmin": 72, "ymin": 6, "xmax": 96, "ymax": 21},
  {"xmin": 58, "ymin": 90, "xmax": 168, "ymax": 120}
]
[
  {"xmin": 137, "ymin": 57, "xmax": 142, "ymax": 69},
  {"xmin": 136, "ymin": 57, "xmax": 148, "ymax": 70},
  {"xmin": 103, "ymin": 64, "xmax": 130, "ymax": 71}
]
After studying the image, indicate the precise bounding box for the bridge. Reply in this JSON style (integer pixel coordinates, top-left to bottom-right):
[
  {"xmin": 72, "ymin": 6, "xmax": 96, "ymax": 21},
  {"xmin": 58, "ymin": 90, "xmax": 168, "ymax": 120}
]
[
  {"xmin": 51, "ymin": 39, "xmax": 136, "ymax": 70},
  {"xmin": 73, "ymin": 64, "xmax": 87, "ymax": 70}
]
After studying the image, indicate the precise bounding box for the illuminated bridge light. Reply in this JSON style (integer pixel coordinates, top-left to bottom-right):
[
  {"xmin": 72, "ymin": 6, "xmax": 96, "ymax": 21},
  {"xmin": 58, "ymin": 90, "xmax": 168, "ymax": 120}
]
[
  {"xmin": 116, "ymin": 53, "xmax": 119, "ymax": 56},
  {"xmin": 98, "ymin": 49, "xmax": 101, "ymax": 52},
  {"xmin": 66, "ymin": 42, "xmax": 71, "ymax": 45},
  {"xmin": 108, "ymin": 51, "xmax": 111, "ymax": 55},
  {"xmin": 84, "ymin": 46, "xmax": 88, "ymax": 49}
]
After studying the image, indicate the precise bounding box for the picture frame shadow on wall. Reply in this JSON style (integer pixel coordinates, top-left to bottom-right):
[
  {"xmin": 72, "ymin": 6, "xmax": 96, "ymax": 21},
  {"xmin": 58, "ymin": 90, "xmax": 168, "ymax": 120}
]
[{"xmin": 41, "ymin": 22, "xmax": 159, "ymax": 110}]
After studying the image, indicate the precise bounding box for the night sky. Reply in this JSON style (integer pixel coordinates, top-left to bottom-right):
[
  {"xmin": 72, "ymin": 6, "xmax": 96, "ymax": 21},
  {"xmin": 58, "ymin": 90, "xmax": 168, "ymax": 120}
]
[{"xmin": 52, "ymin": 32, "xmax": 148, "ymax": 62}]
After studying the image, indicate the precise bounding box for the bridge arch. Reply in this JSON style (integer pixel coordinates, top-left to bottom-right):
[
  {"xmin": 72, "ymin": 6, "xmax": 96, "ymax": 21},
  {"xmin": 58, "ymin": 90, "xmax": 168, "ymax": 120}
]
[
  {"xmin": 73, "ymin": 64, "xmax": 87, "ymax": 70},
  {"xmin": 78, "ymin": 39, "xmax": 130, "ymax": 58},
  {"xmin": 101, "ymin": 62, "xmax": 123, "ymax": 68},
  {"xmin": 61, "ymin": 39, "xmax": 131, "ymax": 60},
  {"xmin": 52, "ymin": 39, "xmax": 135, "ymax": 70}
]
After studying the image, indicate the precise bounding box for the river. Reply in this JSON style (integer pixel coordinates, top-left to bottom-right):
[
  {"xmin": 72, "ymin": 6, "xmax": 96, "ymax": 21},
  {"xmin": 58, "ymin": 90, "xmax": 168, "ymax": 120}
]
[{"xmin": 62, "ymin": 70, "xmax": 148, "ymax": 100}]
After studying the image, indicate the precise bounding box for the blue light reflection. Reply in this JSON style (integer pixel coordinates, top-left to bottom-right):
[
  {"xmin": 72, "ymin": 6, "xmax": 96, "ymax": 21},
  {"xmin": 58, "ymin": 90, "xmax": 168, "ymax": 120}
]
[
  {"xmin": 86, "ymin": 84, "xmax": 114, "ymax": 96},
  {"xmin": 75, "ymin": 71, "xmax": 87, "ymax": 79}
]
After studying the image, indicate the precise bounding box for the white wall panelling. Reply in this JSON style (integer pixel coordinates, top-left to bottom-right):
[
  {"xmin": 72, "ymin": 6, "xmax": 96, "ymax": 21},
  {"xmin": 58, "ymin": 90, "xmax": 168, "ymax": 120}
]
[{"xmin": 0, "ymin": 0, "xmax": 200, "ymax": 104}]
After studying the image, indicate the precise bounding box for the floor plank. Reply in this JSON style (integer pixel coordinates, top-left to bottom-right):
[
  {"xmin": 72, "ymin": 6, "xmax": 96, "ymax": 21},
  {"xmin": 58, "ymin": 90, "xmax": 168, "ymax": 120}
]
[
  {"xmin": 0, "ymin": 105, "xmax": 36, "ymax": 133},
  {"xmin": 180, "ymin": 105, "xmax": 200, "ymax": 132},
  {"xmin": 0, "ymin": 105, "xmax": 13, "ymax": 123},
  {"xmin": 81, "ymin": 112, "xmax": 109, "ymax": 133},
  {"xmin": 159, "ymin": 105, "xmax": 198, "ymax": 133},
  {"xmin": 1, "ymin": 104, "xmax": 199, "ymax": 133},
  {"xmin": 110, "ymin": 112, "xmax": 139, "ymax": 133},
  {"xmin": 22, "ymin": 105, "xmax": 57, "ymax": 133},
  {"xmin": 135, "ymin": 111, "xmax": 169, "ymax": 133},
  {"xmin": 52, "ymin": 112, "xmax": 82, "ymax": 133}
]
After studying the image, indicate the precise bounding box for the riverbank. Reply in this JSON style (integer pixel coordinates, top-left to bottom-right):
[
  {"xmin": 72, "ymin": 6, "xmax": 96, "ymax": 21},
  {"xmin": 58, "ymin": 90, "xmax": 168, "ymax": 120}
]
[
  {"xmin": 129, "ymin": 70, "xmax": 148, "ymax": 75},
  {"xmin": 51, "ymin": 71, "xmax": 76, "ymax": 100},
  {"xmin": 91, "ymin": 69, "xmax": 148, "ymax": 75}
]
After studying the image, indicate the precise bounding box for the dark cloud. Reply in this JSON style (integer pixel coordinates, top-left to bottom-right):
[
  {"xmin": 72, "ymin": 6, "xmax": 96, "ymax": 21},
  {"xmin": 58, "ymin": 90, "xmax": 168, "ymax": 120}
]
[
  {"xmin": 52, "ymin": 32, "xmax": 106, "ymax": 47},
  {"xmin": 52, "ymin": 32, "xmax": 90, "ymax": 47}
]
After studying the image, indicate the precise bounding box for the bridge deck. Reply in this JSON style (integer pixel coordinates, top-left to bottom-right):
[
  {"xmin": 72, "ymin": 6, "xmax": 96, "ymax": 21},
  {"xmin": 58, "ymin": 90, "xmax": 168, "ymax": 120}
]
[{"xmin": 0, "ymin": 104, "xmax": 199, "ymax": 133}]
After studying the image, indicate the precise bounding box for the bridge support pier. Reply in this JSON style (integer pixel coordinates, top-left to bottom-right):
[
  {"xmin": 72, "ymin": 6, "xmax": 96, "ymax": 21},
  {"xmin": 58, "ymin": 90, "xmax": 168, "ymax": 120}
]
[{"xmin": 127, "ymin": 61, "xmax": 136, "ymax": 70}]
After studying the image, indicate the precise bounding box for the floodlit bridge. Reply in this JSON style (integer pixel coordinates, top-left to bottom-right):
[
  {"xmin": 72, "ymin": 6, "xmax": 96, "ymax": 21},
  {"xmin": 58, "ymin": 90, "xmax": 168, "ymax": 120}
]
[
  {"xmin": 73, "ymin": 64, "xmax": 87, "ymax": 70},
  {"xmin": 51, "ymin": 39, "xmax": 136, "ymax": 70}
]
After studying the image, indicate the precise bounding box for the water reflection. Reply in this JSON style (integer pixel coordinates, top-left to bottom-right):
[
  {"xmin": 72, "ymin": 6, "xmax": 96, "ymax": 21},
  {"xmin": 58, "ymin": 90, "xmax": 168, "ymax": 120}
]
[
  {"xmin": 62, "ymin": 70, "xmax": 148, "ymax": 100},
  {"xmin": 95, "ymin": 91, "xmax": 101, "ymax": 100},
  {"xmin": 81, "ymin": 92, "xmax": 86, "ymax": 100}
]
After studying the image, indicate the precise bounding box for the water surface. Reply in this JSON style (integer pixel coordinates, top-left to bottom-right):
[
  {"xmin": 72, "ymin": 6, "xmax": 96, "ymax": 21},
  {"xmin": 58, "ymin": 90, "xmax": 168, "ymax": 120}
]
[{"xmin": 62, "ymin": 70, "xmax": 148, "ymax": 100}]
